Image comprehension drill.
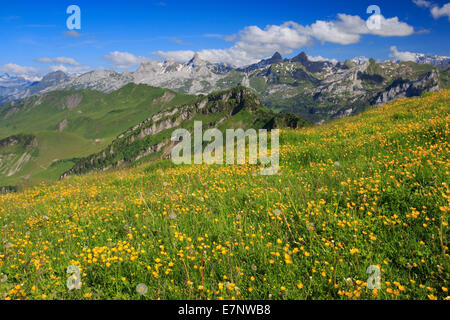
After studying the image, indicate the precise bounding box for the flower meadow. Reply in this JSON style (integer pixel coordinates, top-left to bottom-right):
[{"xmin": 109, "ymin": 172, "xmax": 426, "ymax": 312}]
[{"xmin": 0, "ymin": 90, "xmax": 448, "ymax": 300}]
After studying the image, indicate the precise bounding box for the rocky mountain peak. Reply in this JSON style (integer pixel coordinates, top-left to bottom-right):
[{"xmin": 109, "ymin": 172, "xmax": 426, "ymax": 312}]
[
  {"xmin": 291, "ymin": 51, "xmax": 308, "ymax": 64},
  {"xmin": 270, "ymin": 52, "xmax": 283, "ymax": 63},
  {"xmin": 187, "ymin": 53, "xmax": 208, "ymax": 68},
  {"xmin": 41, "ymin": 71, "xmax": 69, "ymax": 83}
]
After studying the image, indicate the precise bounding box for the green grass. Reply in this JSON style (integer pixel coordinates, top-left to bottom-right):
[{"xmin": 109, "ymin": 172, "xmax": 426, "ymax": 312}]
[
  {"xmin": 0, "ymin": 90, "xmax": 448, "ymax": 300},
  {"xmin": 0, "ymin": 84, "xmax": 196, "ymax": 188}
]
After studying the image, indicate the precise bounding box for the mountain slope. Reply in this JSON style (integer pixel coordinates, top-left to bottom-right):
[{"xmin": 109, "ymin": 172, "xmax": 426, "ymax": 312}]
[
  {"xmin": 0, "ymin": 84, "xmax": 196, "ymax": 187},
  {"xmin": 0, "ymin": 90, "xmax": 448, "ymax": 300},
  {"xmin": 62, "ymin": 87, "xmax": 308, "ymax": 177}
]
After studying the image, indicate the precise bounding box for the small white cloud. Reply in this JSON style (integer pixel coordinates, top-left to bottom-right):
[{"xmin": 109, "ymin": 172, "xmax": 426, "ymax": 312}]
[
  {"xmin": 431, "ymin": 3, "xmax": 450, "ymax": 20},
  {"xmin": 307, "ymin": 54, "xmax": 338, "ymax": 64},
  {"xmin": 48, "ymin": 65, "xmax": 90, "ymax": 75},
  {"xmin": 153, "ymin": 50, "xmax": 196, "ymax": 63},
  {"xmin": 0, "ymin": 63, "xmax": 40, "ymax": 79},
  {"xmin": 389, "ymin": 46, "xmax": 418, "ymax": 62},
  {"xmin": 36, "ymin": 57, "xmax": 81, "ymax": 66},
  {"xmin": 412, "ymin": 0, "xmax": 432, "ymax": 8},
  {"xmin": 103, "ymin": 51, "xmax": 151, "ymax": 69}
]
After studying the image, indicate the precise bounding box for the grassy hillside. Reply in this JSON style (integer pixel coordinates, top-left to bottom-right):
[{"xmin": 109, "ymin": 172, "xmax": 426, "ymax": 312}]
[
  {"xmin": 63, "ymin": 87, "xmax": 308, "ymax": 177},
  {"xmin": 0, "ymin": 84, "xmax": 196, "ymax": 188},
  {"xmin": 0, "ymin": 90, "xmax": 448, "ymax": 300}
]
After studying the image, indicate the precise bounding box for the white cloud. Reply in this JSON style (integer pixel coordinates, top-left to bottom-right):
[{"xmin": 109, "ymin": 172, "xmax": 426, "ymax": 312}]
[
  {"xmin": 307, "ymin": 54, "xmax": 338, "ymax": 64},
  {"xmin": 431, "ymin": 3, "xmax": 450, "ymax": 20},
  {"xmin": 413, "ymin": 0, "xmax": 432, "ymax": 8},
  {"xmin": 235, "ymin": 23, "xmax": 313, "ymax": 56},
  {"xmin": 155, "ymin": 13, "xmax": 414, "ymax": 67},
  {"xmin": 389, "ymin": 46, "xmax": 418, "ymax": 61},
  {"xmin": 48, "ymin": 64, "xmax": 90, "ymax": 75},
  {"xmin": 0, "ymin": 63, "xmax": 40, "ymax": 79},
  {"xmin": 413, "ymin": 1, "xmax": 450, "ymax": 20},
  {"xmin": 153, "ymin": 50, "xmax": 196, "ymax": 63},
  {"xmin": 36, "ymin": 57, "xmax": 81, "ymax": 66},
  {"xmin": 304, "ymin": 14, "xmax": 414, "ymax": 45},
  {"xmin": 103, "ymin": 51, "xmax": 151, "ymax": 69}
]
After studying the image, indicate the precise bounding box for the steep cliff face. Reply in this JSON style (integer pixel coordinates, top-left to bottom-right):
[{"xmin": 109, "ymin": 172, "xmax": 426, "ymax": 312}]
[
  {"xmin": 373, "ymin": 70, "xmax": 440, "ymax": 105},
  {"xmin": 61, "ymin": 87, "xmax": 308, "ymax": 178}
]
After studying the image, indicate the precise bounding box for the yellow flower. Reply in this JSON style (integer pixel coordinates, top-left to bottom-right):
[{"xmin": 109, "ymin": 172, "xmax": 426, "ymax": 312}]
[{"xmin": 297, "ymin": 283, "xmax": 304, "ymax": 289}]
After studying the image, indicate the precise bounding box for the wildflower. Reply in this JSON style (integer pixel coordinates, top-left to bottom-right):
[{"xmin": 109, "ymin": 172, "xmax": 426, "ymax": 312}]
[
  {"xmin": 136, "ymin": 284, "xmax": 148, "ymax": 295},
  {"xmin": 168, "ymin": 211, "xmax": 177, "ymax": 220}
]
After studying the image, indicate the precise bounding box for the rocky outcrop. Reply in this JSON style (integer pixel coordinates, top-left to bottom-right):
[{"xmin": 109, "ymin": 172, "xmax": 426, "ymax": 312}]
[
  {"xmin": 0, "ymin": 134, "xmax": 37, "ymax": 149},
  {"xmin": 373, "ymin": 70, "xmax": 440, "ymax": 105},
  {"xmin": 64, "ymin": 93, "xmax": 83, "ymax": 110},
  {"xmin": 58, "ymin": 119, "xmax": 68, "ymax": 132}
]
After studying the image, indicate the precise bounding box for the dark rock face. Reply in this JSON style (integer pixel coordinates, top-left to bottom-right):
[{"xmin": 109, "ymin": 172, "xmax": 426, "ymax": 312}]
[
  {"xmin": 357, "ymin": 71, "xmax": 384, "ymax": 84},
  {"xmin": 292, "ymin": 69, "xmax": 319, "ymax": 84},
  {"xmin": 373, "ymin": 70, "xmax": 440, "ymax": 105},
  {"xmin": 290, "ymin": 52, "xmax": 333, "ymax": 73}
]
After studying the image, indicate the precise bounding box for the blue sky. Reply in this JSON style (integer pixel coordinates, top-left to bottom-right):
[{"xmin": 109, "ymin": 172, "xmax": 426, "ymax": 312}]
[{"xmin": 0, "ymin": 0, "xmax": 449, "ymax": 78}]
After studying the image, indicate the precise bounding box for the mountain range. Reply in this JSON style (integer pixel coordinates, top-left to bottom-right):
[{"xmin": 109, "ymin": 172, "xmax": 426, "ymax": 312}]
[
  {"xmin": 391, "ymin": 52, "xmax": 450, "ymax": 69},
  {"xmin": 1, "ymin": 51, "xmax": 449, "ymax": 122}
]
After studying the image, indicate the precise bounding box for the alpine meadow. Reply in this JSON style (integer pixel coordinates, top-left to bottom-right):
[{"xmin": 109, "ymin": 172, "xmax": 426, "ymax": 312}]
[
  {"xmin": 0, "ymin": 0, "xmax": 449, "ymax": 304},
  {"xmin": 0, "ymin": 90, "xmax": 448, "ymax": 300}
]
